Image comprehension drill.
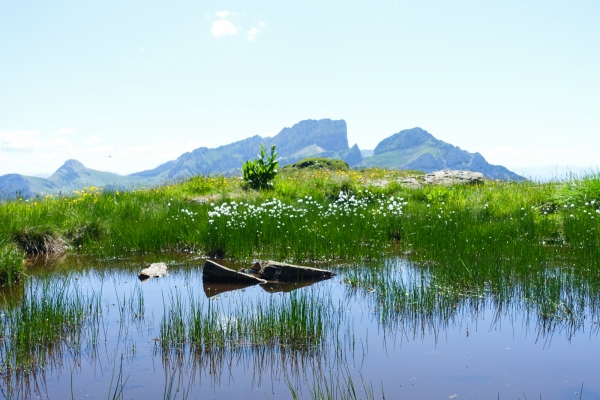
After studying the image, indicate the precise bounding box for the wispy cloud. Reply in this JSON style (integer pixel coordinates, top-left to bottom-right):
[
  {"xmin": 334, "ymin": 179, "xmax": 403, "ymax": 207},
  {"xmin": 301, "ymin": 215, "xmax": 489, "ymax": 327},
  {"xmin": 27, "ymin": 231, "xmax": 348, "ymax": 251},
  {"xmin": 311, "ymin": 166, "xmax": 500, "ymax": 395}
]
[
  {"xmin": 85, "ymin": 136, "xmax": 102, "ymax": 145},
  {"xmin": 247, "ymin": 21, "xmax": 265, "ymax": 42},
  {"xmin": 0, "ymin": 131, "xmax": 72, "ymax": 153},
  {"xmin": 211, "ymin": 17, "xmax": 238, "ymax": 37},
  {"xmin": 0, "ymin": 130, "xmax": 42, "ymax": 152},
  {"xmin": 57, "ymin": 128, "xmax": 75, "ymax": 134},
  {"xmin": 215, "ymin": 10, "xmax": 230, "ymax": 18},
  {"xmin": 247, "ymin": 27, "xmax": 259, "ymax": 42}
]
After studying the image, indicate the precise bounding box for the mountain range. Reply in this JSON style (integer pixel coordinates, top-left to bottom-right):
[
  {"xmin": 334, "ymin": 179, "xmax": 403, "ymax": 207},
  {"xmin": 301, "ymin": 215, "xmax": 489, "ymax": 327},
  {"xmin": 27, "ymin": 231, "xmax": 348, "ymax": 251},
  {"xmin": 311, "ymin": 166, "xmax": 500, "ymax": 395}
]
[{"xmin": 0, "ymin": 119, "xmax": 523, "ymax": 198}]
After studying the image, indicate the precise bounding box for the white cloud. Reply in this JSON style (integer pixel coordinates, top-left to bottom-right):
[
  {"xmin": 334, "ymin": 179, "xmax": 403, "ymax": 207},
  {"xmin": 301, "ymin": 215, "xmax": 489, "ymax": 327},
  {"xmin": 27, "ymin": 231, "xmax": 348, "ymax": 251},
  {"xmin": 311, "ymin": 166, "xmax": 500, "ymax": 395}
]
[
  {"xmin": 211, "ymin": 19, "xmax": 238, "ymax": 37},
  {"xmin": 248, "ymin": 21, "xmax": 265, "ymax": 42},
  {"xmin": 57, "ymin": 128, "xmax": 75, "ymax": 134},
  {"xmin": 247, "ymin": 27, "xmax": 259, "ymax": 42},
  {"xmin": 0, "ymin": 130, "xmax": 42, "ymax": 152},
  {"xmin": 215, "ymin": 10, "xmax": 230, "ymax": 18},
  {"xmin": 85, "ymin": 136, "xmax": 102, "ymax": 145}
]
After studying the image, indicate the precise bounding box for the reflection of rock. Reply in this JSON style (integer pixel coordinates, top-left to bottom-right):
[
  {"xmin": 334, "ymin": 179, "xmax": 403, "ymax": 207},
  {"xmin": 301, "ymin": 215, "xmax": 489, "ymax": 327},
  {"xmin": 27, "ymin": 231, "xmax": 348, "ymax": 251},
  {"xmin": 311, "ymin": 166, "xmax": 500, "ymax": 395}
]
[
  {"xmin": 260, "ymin": 276, "xmax": 332, "ymax": 293},
  {"xmin": 203, "ymin": 282, "xmax": 259, "ymax": 298},
  {"xmin": 203, "ymin": 260, "xmax": 267, "ymax": 283},
  {"xmin": 138, "ymin": 262, "xmax": 168, "ymax": 281},
  {"xmin": 257, "ymin": 261, "xmax": 335, "ymax": 281}
]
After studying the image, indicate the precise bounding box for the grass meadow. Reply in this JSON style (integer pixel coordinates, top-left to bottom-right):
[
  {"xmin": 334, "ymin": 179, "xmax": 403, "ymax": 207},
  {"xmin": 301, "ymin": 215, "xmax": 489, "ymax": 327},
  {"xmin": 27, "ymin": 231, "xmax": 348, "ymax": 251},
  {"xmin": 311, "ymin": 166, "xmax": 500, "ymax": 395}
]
[{"xmin": 0, "ymin": 167, "xmax": 599, "ymax": 397}]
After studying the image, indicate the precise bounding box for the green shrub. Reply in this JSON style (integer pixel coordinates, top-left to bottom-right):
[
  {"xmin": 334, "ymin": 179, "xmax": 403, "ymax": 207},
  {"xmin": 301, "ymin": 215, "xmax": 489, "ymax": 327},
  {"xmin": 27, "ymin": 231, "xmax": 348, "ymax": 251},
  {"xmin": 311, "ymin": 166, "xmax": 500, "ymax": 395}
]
[
  {"xmin": 0, "ymin": 241, "xmax": 24, "ymax": 285},
  {"xmin": 286, "ymin": 157, "xmax": 349, "ymax": 171},
  {"xmin": 242, "ymin": 144, "xmax": 279, "ymax": 190}
]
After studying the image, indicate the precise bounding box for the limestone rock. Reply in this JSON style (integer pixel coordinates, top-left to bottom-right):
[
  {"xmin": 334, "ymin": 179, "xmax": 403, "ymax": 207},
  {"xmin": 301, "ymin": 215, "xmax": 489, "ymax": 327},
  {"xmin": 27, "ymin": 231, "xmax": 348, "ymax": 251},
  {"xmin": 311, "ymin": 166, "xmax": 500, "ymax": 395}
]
[
  {"xmin": 203, "ymin": 260, "xmax": 267, "ymax": 283},
  {"xmin": 399, "ymin": 177, "xmax": 422, "ymax": 189},
  {"xmin": 256, "ymin": 261, "xmax": 335, "ymax": 282},
  {"xmin": 139, "ymin": 262, "xmax": 169, "ymax": 281},
  {"xmin": 423, "ymin": 170, "xmax": 484, "ymax": 185}
]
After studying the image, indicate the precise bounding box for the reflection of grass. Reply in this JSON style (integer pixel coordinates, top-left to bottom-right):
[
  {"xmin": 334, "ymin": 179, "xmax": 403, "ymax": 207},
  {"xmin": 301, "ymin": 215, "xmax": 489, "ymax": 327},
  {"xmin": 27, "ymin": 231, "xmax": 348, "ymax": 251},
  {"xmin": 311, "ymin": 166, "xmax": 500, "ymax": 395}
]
[
  {"xmin": 344, "ymin": 259, "xmax": 599, "ymax": 341},
  {"xmin": 287, "ymin": 365, "xmax": 379, "ymax": 400},
  {"xmin": 0, "ymin": 280, "xmax": 101, "ymax": 372},
  {"xmin": 160, "ymin": 289, "xmax": 342, "ymax": 353}
]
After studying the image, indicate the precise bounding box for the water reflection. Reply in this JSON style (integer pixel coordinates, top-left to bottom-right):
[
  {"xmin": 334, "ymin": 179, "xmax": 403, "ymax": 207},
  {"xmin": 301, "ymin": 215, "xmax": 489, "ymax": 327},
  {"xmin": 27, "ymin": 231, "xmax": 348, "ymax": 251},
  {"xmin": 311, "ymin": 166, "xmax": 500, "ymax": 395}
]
[{"xmin": 0, "ymin": 254, "xmax": 599, "ymax": 399}]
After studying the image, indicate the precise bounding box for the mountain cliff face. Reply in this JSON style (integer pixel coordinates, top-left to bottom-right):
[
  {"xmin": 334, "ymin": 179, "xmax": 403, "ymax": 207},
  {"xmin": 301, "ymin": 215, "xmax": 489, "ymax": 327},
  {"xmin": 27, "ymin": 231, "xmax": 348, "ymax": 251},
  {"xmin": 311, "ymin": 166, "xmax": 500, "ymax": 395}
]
[
  {"xmin": 362, "ymin": 127, "xmax": 523, "ymax": 180},
  {"xmin": 131, "ymin": 119, "xmax": 357, "ymax": 180}
]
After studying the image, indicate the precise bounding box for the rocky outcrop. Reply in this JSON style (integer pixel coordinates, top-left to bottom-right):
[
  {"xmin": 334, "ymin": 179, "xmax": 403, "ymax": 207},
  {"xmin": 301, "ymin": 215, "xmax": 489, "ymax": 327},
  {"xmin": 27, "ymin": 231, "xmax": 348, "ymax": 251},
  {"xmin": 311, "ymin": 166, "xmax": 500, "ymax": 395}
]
[
  {"xmin": 423, "ymin": 170, "xmax": 484, "ymax": 185},
  {"xmin": 394, "ymin": 170, "xmax": 484, "ymax": 188},
  {"xmin": 341, "ymin": 144, "xmax": 363, "ymax": 166}
]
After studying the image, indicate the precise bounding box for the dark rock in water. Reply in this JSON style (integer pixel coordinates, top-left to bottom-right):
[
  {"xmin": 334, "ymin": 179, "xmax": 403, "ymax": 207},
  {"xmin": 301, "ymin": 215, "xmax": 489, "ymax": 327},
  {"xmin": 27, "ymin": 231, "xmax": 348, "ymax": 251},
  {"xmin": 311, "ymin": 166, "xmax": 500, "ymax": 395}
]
[
  {"xmin": 203, "ymin": 260, "xmax": 267, "ymax": 283},
  {"xmin": 256, "ymin": 261, "xmax": 335, "ymax": 282},
  {"xmin": 139, "ymin": 262, "xmax": 169, "ymax": 281},
  {"xmin": 250, "ymin": 261, "xmax": 262, "ymax": 272}
]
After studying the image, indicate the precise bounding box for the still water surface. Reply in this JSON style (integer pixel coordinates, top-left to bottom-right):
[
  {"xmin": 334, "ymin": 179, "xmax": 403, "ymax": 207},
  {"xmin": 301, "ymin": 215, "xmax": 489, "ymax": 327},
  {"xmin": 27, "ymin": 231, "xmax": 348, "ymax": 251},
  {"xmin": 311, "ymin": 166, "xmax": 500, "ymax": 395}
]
[{"xmin": 1, "ymin": 254, "xmax": 599, "ymax": 399}]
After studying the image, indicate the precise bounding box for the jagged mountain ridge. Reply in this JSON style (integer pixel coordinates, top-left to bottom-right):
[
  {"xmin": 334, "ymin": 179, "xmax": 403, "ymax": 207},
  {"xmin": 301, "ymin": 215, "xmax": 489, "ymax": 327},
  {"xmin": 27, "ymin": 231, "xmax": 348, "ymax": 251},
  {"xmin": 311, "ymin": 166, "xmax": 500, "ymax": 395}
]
[
  {"xmin": 0, "ymin": 120, "xmax": 524, "ymax": 198},
  {"xmin": 131, "ymin": 119, "xmax": 352, "ymax": 180},
  {"xmin": 362, "ymin": 127, "xmax": 522, "ymax": 180}
]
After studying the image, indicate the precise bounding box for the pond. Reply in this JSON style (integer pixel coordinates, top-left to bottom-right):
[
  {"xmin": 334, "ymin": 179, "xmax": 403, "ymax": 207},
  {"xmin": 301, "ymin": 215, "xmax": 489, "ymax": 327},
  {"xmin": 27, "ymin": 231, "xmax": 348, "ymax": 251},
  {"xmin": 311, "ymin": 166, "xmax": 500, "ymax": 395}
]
[{"xmin": 1, "ymin": 254, "xmax": 599, "ymax": 399}]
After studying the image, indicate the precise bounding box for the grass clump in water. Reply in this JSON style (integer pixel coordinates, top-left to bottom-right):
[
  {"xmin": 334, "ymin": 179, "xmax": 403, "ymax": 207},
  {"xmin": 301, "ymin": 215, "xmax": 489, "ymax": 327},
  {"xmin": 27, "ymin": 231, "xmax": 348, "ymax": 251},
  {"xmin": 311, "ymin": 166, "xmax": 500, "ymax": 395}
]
[
  {"xmin": 160, "ymin": 290, "xmax": 342, "ymax": 354},
  {"xmin": 0, "ymin": 242, "xmax": 24, "ymax": 286},
  {"xmin": 0, "ymin": 280, "xmax": 101, "ymax": 373}
]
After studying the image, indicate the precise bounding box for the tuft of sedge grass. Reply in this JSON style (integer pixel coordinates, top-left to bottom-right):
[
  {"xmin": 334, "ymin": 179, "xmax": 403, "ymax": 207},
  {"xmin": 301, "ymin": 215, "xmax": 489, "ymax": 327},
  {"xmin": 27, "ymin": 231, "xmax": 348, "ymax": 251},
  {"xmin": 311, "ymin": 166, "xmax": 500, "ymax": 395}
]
[
  {"xmin": 0, "ymin": 280, "xmax": 102, "ymax": 373},
  {"xmin": 0, "ymin": 241, "xmax": 24, "ymax": 286},
  {"xmin": 160, "ymin": 289, "xmax": 342, "ymax": 354}
]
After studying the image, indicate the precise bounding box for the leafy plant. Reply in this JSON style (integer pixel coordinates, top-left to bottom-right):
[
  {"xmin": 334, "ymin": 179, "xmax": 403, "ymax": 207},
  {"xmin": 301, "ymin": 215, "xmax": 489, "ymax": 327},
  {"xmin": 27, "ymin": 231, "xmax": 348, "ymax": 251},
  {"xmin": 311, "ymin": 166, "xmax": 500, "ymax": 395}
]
[{"xmin": 242, "ymin": 144, "xmax": 279, "ymax": 190}]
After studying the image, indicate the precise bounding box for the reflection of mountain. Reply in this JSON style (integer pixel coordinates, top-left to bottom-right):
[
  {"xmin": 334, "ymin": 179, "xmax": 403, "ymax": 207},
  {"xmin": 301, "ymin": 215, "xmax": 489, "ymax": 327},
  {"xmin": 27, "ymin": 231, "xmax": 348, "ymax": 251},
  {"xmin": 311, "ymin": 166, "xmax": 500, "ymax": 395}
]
[{"xmin": 0, "ymin": 120, "xmax": 524, "ymax": 198}]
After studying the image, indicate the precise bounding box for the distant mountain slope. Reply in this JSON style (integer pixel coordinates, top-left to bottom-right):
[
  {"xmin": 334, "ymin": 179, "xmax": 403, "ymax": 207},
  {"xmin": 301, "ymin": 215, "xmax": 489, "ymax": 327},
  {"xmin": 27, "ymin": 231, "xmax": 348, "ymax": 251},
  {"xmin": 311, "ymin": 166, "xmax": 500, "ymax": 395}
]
[
  {"xmin": 0, "ymin": 121, "xmax": 525, "ymax": 198},
  {"xmin": 131, "ymin": 119, "xmax": 357, "ymax": 180},
  {"xmin": 0, "ymin": 160, "xmax": 146, "ymax": 198},
  {"xmin": 362, "ymin": 127, "xmax": 523, "ymax": 180}
]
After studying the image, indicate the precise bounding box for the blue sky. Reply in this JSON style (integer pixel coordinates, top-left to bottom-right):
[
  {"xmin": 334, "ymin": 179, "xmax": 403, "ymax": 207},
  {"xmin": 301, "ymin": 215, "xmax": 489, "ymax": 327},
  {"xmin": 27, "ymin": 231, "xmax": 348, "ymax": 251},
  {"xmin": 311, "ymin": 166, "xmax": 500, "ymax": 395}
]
[{"xmin": 1, "ymin": 0, "xmax": 599, "ymax": 176}]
